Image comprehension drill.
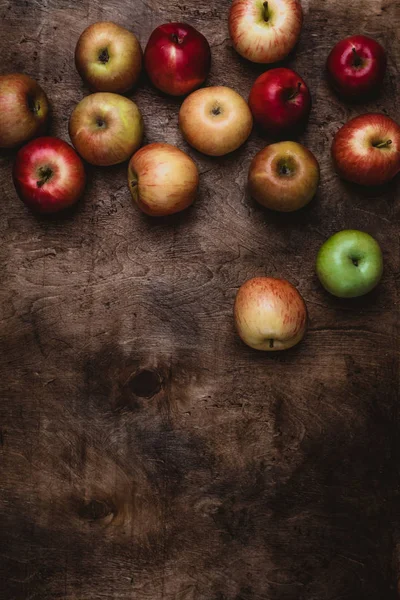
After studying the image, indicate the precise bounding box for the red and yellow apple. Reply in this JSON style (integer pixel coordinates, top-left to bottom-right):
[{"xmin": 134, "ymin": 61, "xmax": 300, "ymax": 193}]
[
  {"xmin": 179, "ymin": 86, "xmax": 253, "ymax": 156},
  {"xmin": 0, "ymin": 74, "xmax": 49, "ymax": 148},
  {"xmin": 13, "ymin": 137, "xmax": 85, "ymax": 213},
  {"xmin": 144, "ymin": 23, "xmax": 211, "ymax": 96},
  {"xmin": 234, "ymin": 277, "xmax": 307, "ymax": 351},
  {"xmin": 128, "ymin": 143, "xmax": 199, "ymax": 216},
  {"xmin": 248, "ymin": 141, "xmax": 319, "ymax": 211},
  {"xmin": 69, "ymin": 92, "xmax": 144, "ymax": 166},
  {"xmin": 332, "ymin": 113, "xmax": 400, "ymax": 186},
  {"xmin": 75, "ymin": 21, "xmax": 142, "ymax": 93},
  {"xmin": 229, "ymin": 0, "xmax": 303, "ymax": 64}
]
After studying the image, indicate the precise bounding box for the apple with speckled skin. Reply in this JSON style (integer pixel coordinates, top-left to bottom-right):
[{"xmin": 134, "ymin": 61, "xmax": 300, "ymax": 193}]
[
  {"xmin": 327, "ymin": 35, "xmax": 386, "ymax": 100},
  {"xmin": 128, "ymin": 142, "xmax": 199, "ymax": 216},
  {"xmin": 316, "ymin": 230, "xmax": 383, "ymax": 298},
  {"xmin": 248, "ymin": 141, "xmax": 319, "ymax": 212},
  {"xmin": 332, "ymin": 113, "xmax": 400, "ymax": 186},
  {"xmin": 13, "ymin": 137, "xmax": 86, "ymax": 213},
  {"xmin": 229, "ymin": 0, "xmax": 303, "ymax": 64},
  {"xmin": 234, "ymin": 277, "xmax": 307, "ymax": 351},
  {"xmin": 69, "ymin": 92, "xmax": 144, "ymax": 166},
  {"xmin": 0, "ymin": 74, "xmax": 50, "ymax": 148},
  {"xmin": 144, "ymin": 23, "xmax": 211, "ymax": 96},
  {"xmin": 75, "ymin": 22, "xmax": 142, "ymax": 93}
]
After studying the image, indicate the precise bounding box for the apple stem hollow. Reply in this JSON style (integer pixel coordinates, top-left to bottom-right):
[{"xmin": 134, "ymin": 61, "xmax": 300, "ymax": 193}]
[
  {"xmin": 263, "ymin": 1, "xmax": 269, "ymax": 22},
  {"xmin": 171, "ymin": 33, "xmax": 182, "ymax": 44},
  {"xmin": 269, "ymin": 339, "xmax": 274, "ymax": 349},
  {"xmin": 36, "ymin": 166, "xmax": 53, "ymax": 188},
  {"xmin": 351, "ymin": 47, "xmax": 363, "ymax": 68},
  {"xmin": 98, "ymin": 48, "xmax": 110, "ymax": 64}
]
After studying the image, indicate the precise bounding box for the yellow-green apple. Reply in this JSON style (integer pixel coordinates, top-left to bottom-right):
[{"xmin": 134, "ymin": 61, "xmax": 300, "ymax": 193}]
[
  {"xmin": 13, "ymin": 137, "xmax": 85, "ymax": 213},
  {"xmin": 234, "ymin": 277, "xmax": 307, "ymax": 351},
  {"xmin": 326, "ymin": 35, "xmax": 387, "ymax": 100},
  {"xmin": 316, "ymin": 230, "xmax": 383, "ymax": 298},
  {"xmin": 0, "ymin": 74, "xmax": 49, "ymax": 148},
  {"xmin": 69, "ymin": 92, "xmax": 144, "ymax": 166},
  {"xmin": 248, "ymin": 141, "xmax": 319, "ymax": 211},
  {"xmin": 128, "ymin": 143, "xmax": 199, "ymax": 216},
  {"xmin": 75, "ymin": 22, "xmax": 142, "ymax": 93},
  {"xmin": 249, "ymin": 68, "xmax": 311, "ymax": 136},
  {"xmin": 229, "ymin": 0, "xmax": 303, "ymax": 63},
  {"xmin": 144, "ymin": 23, "xmax": 211, "ymax": 96},
  {"xmin": 332, "ymin": 114, "xmax": 400, "ymax": 186},
  {"xmin": 179, "ymin": 86, "xmax": 253, "ymax": 156}
]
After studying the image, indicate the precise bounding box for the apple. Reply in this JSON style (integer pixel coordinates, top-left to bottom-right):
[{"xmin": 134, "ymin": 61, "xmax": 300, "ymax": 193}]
[
  {"xmin": 69, "ymin": 92, "xmax": 144, "ymax": 166},
  {"xmin": 0, "ymin": 74, "xmax": 50, "ymax": 148},
  {"xmin": 332, "ymin": 113, "xmax": 400, "ymax": 186},
  {"xmin": 234, "ymin": 277, "xmax": 307, "ymax": 351},
  {"xmin": 316, "ymin": 230, "xmax": 383, "ymax": 298},
  {"xmin": 144, "ymin": 23, "xmax": 211, "ymax": 96},
  {"xmin": 248, "ymin": 141, "xmax": 319, "ymax": 212},
  {"xmin": 249, "ymin": 68, "xmax": 311, "ymax": 136},
  {"xmin": 229, "ymin": 0, "xmax": 303, "ymax": 64},
  {"xmin": 12, "ymin": 137, "xmax": 85, "ymax": 214},
  {"xmin": 326, "ymin": 35, "xmax": 387, "ymax": 100},
  {"xmin": 128, "ymin": 143, "xmax": 199, "ymax": 216},
  {"xmin": 75, "ymin": 21, "xmax": 142, "ymax": 93},
  {"xmin": 179, "ymin": 86, "xmax": 253, "ymax": 156}
]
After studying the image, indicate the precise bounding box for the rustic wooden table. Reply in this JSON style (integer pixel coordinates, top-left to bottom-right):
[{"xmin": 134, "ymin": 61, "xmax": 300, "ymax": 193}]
[{"xmin": 1, "ymin": 0, "xmax": 399, "ymax": 598}]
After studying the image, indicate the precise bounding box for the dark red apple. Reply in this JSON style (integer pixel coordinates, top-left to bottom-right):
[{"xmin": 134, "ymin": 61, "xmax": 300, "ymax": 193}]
[
  {"xmin": 144, "ymin": 23, "xmax": 211, "ymax": 96},
  {"xmin": 327, "ymin": 35, "xmax": 387, "ymax": 99},
  {"xmin": 13, "ymin": 137, "xmax": 86, "ymax": 213},
  {"xmin": 332, "ymin": 113, "xmax": 400, "ymax": 186},
  {"xmin": 248, "ymin": 68, "xmax": 311, "ymax": 136}
]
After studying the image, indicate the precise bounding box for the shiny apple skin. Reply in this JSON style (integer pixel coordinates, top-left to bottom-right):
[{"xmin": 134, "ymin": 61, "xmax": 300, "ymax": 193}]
[
  {"xmin": 0, "ymin": 74, "xmax": 50, "ymax": 148},
  {"xmin": 179, "ymin": 86, "xmax": 253, "ymax": 156},
  {"xmin": 229, "ymin": 0, "xmax": 303, "ymax": 64},
  {"xmin": 332, "ymin": 113, "xmax": 400, "ymax": 186},
  {"xmin": 75, "ymin": 22, "xmax": 142, "ymax": 93},
  {"xmin": 326, "ymin": 35, "xmax": 386, "ymax": 99},
  {"xmin": 234, "ymin": 277, "xmax": 307, "ymax": 351},
  {"xmin": 144, "ymin": 23, "xmax": 211, "ymax": 96},
  {"xmin": 13, "ymin": 137, "xmax": 86, "ymax": 213},
  {"xmin": 69, "ymin": 92, "xmax": 144, "ymax": 166},
  {"xmin": 249, "ymin": 68, "xmax": 311, "ymax": 136},
  {"xmin": 128, "ymin": 143, "xmax": 199, "ymax": 216},
  {"xmin": 248, "ymin": 141, "xmax": 319, "ymax": 211}
]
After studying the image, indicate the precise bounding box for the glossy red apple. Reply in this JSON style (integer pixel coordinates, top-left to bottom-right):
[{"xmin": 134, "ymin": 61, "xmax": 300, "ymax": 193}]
[
  {"xmin": 0, "ymin": 74, "xmax": 50, "ymax": 148},
  {"xmin": 234, "ymin": 277, "xmax": 307, "ymax": 351},
  {"xmin": 229, "ymin": 0, "xmax": 303, "ymax": 64},
  {"xmin": 249, "ymin": 68, "xmax": 311, "ymax": 136},
  {"xmin": 327, "ymin": 35, "xmax": 387, "ymax": 100},
  {"xmin": 128, "ymin": 143, "xmax": 199, "ymax": 216},
  {"xmin": 13, "ymin": 137, "xmax": 86, "ymax": 213},
  {"xmin": 75, "ymin": 22, "xmax": 142, "ymax": 93},
  {"xmin": 332, "ymin": 113, "xmax": 400, "ymax": 186},
  {"xmin": 144, "ymin": 23, "xmax": 211, "ymax": 96}
]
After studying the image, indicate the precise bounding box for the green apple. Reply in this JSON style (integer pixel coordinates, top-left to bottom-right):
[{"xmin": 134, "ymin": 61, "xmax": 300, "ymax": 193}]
[{"xmin": 316, "ymin": 230, "xmax": 383, "ymax": 298}]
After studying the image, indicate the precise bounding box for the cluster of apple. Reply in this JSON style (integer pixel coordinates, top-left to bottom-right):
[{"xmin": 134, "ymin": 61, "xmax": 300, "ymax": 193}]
[{"xmin": 0, "ymin": 0, "xmax": 398, "ymax": 352}]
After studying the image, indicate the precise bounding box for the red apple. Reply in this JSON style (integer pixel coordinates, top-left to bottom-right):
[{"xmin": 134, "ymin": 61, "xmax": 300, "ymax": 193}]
[
  {"xmin": 332, "ymin": 113, "xmax": 400, "ymax": 186},
  {"xmin": 179, "ymin": 86, "xmax": 253, "ymax": 156},
  {"xmin": 75, "ymin": 22, "xmax": 142, "ymax": 93},
  {"xmin": 249, "ymin": 68, "xmax": 311, "ymax": 136},
  {"xmin": 248, "ymin": 141, "xmax": 319, "ymax": 212},
  {"xmin": 229, "ymin": 0, "xmax": 303, "ymax": 64},
  {"xmin": 234, "ymin": 277, "xmax": 307, "ymax": 351},
  {"xmin": 13, "ymin": 137, "xmax": 86, "ymax": 213},
  {"xmin": 0, "ymin": 74, "xmax": 50, "ymax": 148},
  {"xmin": 327, "ymin": 35, "xmax": 387, "ymax": 100},
  {"xmin": 128, "ymin": 143, "xmax": 199, "ymax": 216},
  {"xmin": 69, "ymin": 92, "xmax": 144, "ymax": 166},
  {"xmin": 144, "ymin": 23, "xmax": 211, "ymax": 96}
]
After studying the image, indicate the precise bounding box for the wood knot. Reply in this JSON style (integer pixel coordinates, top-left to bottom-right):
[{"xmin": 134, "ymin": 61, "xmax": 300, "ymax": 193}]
[
  {"xmin": 78, "ymin": 499, "xmax": 116, "ymax": 523},
  {"xmin": 129, "ymin": 369, "xmax": 162, "ymax": 398}
]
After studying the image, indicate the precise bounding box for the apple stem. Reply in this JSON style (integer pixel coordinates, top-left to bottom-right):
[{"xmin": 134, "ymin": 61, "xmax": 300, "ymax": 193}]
[
  {"xmin": 263, "ymin": 1, "xmax": 269, "ymax": 21},
  {"xmin": 352, "ymin": 47, "xmax": 363, "ymax": 68},
  {"xmin": 171, "ymin": 33, "xmax": 182, "ymax": 44},
  {"xmin": 288, "ymin": 82, "xmax": 302, "ymax": 100},
  {"xmin": 375, "ymin": 140, "xmax": 392, "ymax": 148},
  {"xmin": 36, "ymin": 166, "xmax": 53, "ymax": 188},
  {"xmin": 269, "ymin": 339, "xmax": 274, "ymax": 349}
]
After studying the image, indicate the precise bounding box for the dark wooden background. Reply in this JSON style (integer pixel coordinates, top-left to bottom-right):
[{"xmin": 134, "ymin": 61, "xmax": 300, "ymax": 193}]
[{"xmin": 1, "ymin": 0, "xmax": 400, "ymax": 598}]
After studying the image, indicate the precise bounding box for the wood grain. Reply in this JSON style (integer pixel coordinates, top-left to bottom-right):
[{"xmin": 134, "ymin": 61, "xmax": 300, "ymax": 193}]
[{"xmin": 1, "ymin": 0, "xmax": 400, "ymax": 598}]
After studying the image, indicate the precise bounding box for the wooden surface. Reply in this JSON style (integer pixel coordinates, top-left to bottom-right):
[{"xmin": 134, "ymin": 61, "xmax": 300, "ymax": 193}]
[{"xmin": 1, "ymin": 0, "xmax": 400, "ymax": 598}]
